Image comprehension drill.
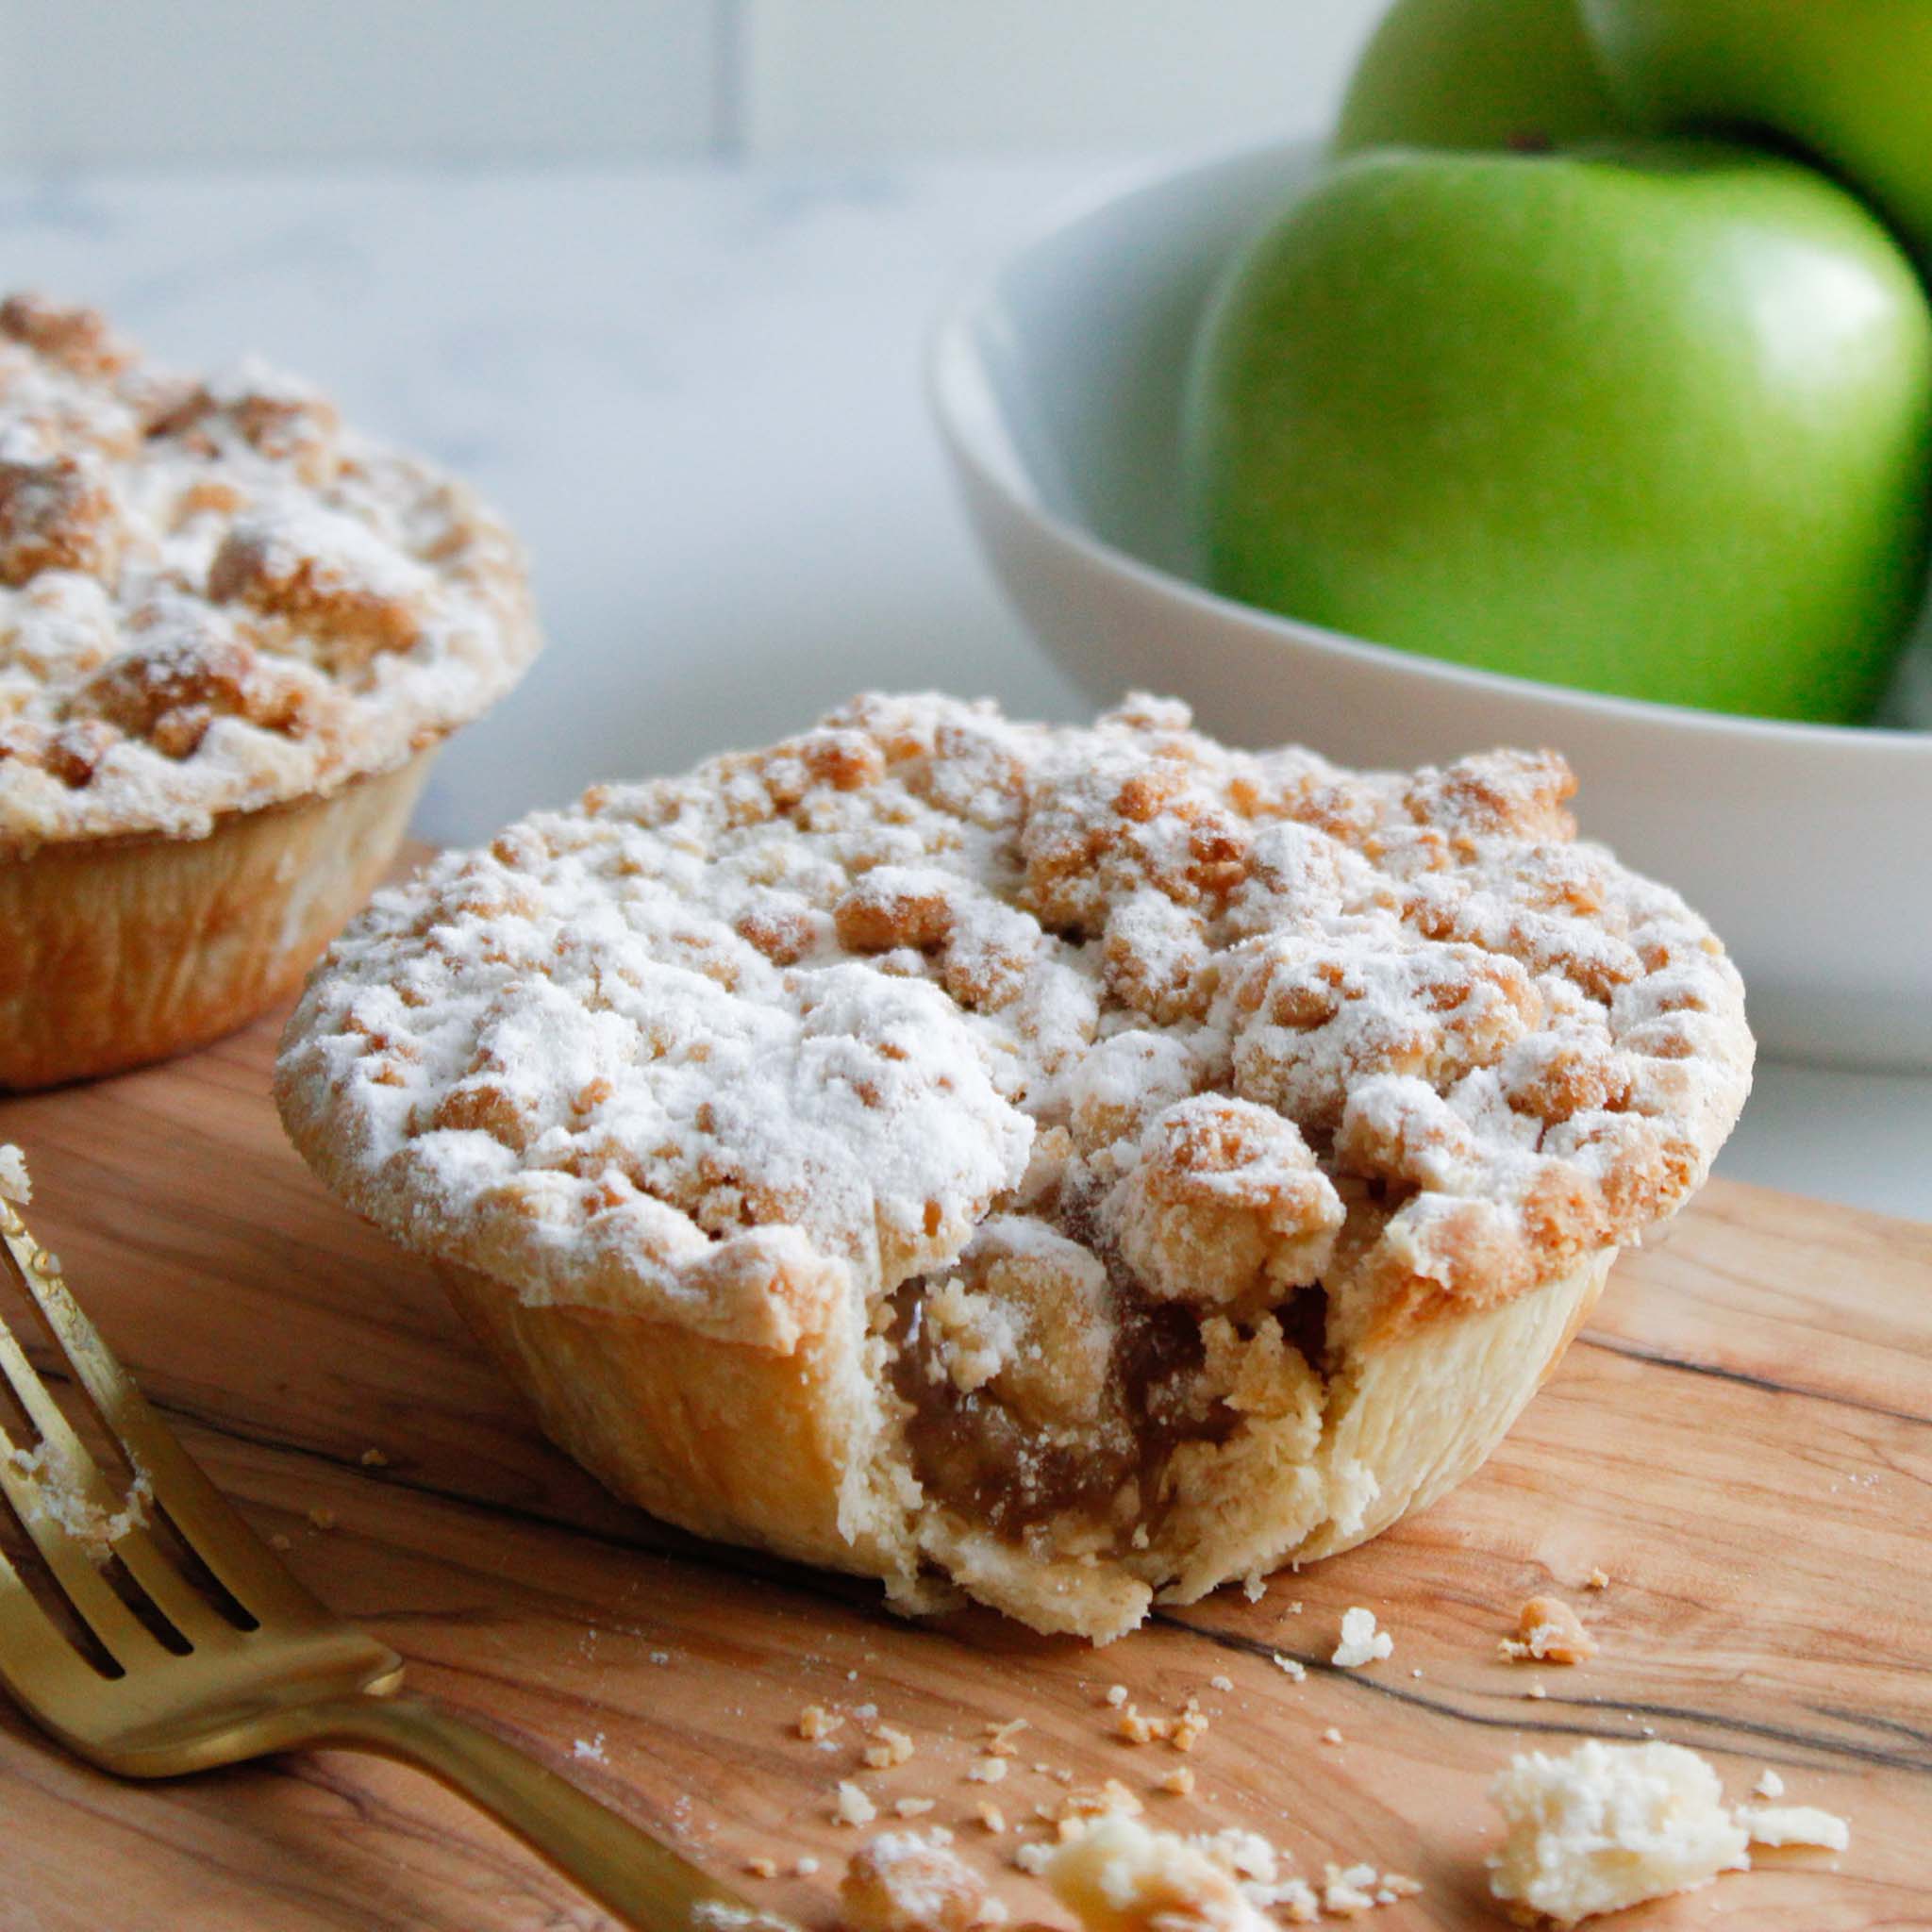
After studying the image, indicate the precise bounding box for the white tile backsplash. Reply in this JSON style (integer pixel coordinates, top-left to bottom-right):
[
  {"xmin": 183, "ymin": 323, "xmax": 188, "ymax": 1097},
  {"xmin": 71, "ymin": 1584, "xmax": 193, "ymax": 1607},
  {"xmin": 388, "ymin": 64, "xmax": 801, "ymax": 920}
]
[
  {"xmin": 0, "ymin": 0, "xmax": 724, "ymax": 165},
  {"xmin": 0, "ymin": 0, "xmax": 1384, "ymax": 166},
  {"xmin": 740, "ymin": 0, "xmax": 1382, "ymax": 156}
]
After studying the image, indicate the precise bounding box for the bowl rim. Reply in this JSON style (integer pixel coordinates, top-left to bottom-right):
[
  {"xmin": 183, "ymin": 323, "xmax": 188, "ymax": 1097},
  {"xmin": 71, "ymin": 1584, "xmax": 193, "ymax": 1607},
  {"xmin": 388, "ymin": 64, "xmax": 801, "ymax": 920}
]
[{"xmin": 925, "ymin": 134, "xmax": 1932, "ymax": 762}]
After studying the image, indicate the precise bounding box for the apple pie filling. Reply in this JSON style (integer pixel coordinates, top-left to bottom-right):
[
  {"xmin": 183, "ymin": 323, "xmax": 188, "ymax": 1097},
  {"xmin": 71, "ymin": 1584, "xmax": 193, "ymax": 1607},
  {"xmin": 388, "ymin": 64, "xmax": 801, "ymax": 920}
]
[
  {"xmin": 889, "ymin": 1235, "xmax": 1335, "ymax": 1559},
  {"xmin": 885, "ymin": 1082, "xmax": 1357, "ymax": 1566}
]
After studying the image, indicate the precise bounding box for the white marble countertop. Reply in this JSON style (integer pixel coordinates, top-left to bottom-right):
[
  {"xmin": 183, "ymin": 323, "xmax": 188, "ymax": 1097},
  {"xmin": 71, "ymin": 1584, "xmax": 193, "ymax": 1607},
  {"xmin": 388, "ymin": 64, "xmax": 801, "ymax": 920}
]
[{"xmin": 4, "ymin": 162, "xmax": 1924, "ymax": 1223}]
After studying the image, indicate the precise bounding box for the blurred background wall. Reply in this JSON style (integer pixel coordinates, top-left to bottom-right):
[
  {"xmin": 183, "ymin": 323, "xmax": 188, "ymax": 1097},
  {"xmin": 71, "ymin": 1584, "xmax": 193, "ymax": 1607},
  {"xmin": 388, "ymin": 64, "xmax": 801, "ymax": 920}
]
[{"xmin": 0, "ymin": 0, "xmax": 1386, "ymax": 167}]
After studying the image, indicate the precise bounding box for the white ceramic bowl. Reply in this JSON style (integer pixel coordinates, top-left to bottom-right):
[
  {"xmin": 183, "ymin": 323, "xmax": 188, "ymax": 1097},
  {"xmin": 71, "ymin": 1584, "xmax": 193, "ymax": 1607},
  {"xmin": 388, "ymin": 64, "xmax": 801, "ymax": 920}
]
[{"xmin": 930, "ymin": 138, "xmax": 1932, "ymax": 1073}]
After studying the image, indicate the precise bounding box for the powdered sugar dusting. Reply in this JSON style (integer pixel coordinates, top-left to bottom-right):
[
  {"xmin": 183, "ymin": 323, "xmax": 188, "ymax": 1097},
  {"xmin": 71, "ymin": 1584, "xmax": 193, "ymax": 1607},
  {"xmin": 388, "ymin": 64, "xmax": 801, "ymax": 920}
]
[{"xmin": 279, "ymin": 692, "xmax": 1751, "ymax": 1359}]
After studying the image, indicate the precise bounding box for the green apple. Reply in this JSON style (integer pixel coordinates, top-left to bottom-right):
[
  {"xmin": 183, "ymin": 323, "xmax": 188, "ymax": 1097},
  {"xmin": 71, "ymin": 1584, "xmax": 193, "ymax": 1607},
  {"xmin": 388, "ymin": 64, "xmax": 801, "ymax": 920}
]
[
  {"xmin": 1582, "ymin": 0, "xmax": 1932, "ymax": 264},
  {"xmin": 1337, "ymin": 0, "xmax": 1626, "ymax": 157},
  {"xmin": 1183, "ymin": 141, "xmax": 1932, "ymax": 722}
]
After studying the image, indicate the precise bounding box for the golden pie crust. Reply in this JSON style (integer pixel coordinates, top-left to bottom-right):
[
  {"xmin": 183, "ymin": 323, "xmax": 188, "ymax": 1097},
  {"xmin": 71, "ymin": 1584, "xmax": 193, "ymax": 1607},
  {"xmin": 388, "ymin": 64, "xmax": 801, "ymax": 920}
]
[
  {"xmin": 0, "ymin": 294, "xmax": 539, "ymax": 1087},
  {"xmin": 277, "ymin": 694, "xmax": 1752, "ymax": 1639}
]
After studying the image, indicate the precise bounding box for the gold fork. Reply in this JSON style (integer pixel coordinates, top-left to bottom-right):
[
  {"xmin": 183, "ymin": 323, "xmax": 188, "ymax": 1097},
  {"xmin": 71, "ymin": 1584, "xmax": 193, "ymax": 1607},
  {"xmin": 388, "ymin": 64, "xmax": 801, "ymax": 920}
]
[{"xmin": 0, "ymin": 1186, "xmax": 767, "ymax": 1932}]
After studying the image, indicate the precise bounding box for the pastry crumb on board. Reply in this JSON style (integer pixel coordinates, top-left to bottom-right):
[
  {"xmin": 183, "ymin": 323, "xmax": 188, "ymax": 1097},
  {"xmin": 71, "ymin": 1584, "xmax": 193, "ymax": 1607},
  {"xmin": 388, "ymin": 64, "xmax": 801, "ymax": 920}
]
[
  {"xmin": 1330, "ymin": 1607, "xmax": 1392, "ymax": 1669},
  {"xmin": 1488, "ymin": 1739, "xmax": 1849, "ymax": 1924},
  {"xmin": 0, "ymin": 1142, "xmax": 31, "ymax": 1205},
  {"xmin": 1499, "ymin": 1595, "xmax": 1596, "ymax": 1665},
  {"xmin": 841, "ymin": 1829, "xmax": 1008, "ymax": 1932}
]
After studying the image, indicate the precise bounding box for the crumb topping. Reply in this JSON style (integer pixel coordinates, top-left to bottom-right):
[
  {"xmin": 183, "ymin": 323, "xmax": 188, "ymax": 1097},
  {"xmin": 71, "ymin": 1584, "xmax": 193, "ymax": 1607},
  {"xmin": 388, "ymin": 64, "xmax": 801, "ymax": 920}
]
[
  {"xmin": 836, "ymin": 1781, "xmax": 878, "ymax": 1827},
  {"xmin": 799, "ymin": 1704, "xmax": 843, "ymax": 1743},
  {"xmin": 1047, "ymin": 1814, "xmax": 1276, "ymax": 1932},
  {"xmin": 864, "ymin": 1723, "xmax": 917, "ymax": 1771},
  {"xmin": 6, "ymin": 1437, "xmax": 153, "ymax": 1557},
  {"xmin": 279, "ymin": 692, "xmax": 1751, "ymax": 1353},
  {"xmin": 1737, "ymin": 1804, "xmax": 1849, "ymax": 1852},
  {"xmin": 0, "ymin": 293, "xmax": 538, "ymax": 854},
  {"xmin": 841, "ymin": 1830, "xmax": 1008, "ymax": 1932},
  {"xmin": 1042, "ymin": 1811, "xmax": 1415, "ymax": 1928},
  {"xmin": 1115, "ymin": 1696, "xmax": 1210, "ymax": 1750},
  {"xmin": 1330, "ymin": 1607, "xmax": 1391, "ymax": 1669},
  {"xmin": 1500, "ymin": 1595, "xmax": 1597, "ymax": 1665},
  {"xmin": 1487, "ymin": 1740, "xmax": 1749, "ymax": 1924}
]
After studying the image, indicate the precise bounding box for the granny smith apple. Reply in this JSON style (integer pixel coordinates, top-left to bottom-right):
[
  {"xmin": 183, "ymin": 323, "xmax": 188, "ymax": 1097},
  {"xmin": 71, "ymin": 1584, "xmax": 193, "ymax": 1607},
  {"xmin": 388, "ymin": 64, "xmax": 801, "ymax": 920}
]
[
  {"xmin": 1337, "ymin": 0, "xmax": 1626, "ymax": 157},
  {"xmin": 1582, "ymin": 0, "xmax": 1932, "ymax": 264},
  {"xmin": 1183, "ymin": 142, "xmax": 1932, "ymax": 722}
]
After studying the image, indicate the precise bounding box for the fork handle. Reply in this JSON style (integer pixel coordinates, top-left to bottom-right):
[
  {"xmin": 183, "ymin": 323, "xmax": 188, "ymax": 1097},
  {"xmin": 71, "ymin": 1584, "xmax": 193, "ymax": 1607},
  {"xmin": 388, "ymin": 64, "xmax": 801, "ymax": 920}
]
[{"xmin": 295, "ymin": 1693, "xmax": 751, "ymax": 1931}]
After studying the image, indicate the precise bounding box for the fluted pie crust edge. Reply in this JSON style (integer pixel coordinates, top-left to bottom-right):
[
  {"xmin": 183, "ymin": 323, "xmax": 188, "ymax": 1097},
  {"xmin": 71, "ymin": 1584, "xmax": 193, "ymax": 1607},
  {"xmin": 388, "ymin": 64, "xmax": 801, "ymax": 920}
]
[{"xmin": 0, "ymin": 751, "xmax": 432, "ymax": 1090}]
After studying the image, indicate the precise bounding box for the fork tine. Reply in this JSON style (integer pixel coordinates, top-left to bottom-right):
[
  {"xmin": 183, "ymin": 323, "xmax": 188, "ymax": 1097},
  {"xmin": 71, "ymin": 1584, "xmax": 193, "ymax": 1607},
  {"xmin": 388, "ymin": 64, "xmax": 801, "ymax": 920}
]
[
  {"xmin": 0, "ymin": 1219, "xmax": 329, "ymax": 1630},
  {"xmin": 0, "ymin": 1237, "xmax": 237, "ymax": 1649},
  {"xmin": 0, "ymin": 1294, "xmax": 240, "ymax": 1651},
  {"xmin": 0, "ymin": 1317, "xmax": 175, "ymax": 1667},
  {"xmin": 0, "ymin": 1536, "xmax": 116, "ymax": 1729}
]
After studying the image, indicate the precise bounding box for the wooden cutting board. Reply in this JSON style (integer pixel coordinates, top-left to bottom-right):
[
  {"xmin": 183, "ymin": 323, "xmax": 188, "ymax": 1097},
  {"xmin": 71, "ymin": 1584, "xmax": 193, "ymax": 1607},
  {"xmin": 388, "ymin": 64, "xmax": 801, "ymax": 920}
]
[{"xmin": 0, "ymin": 1006, "xmax": 1926, "ymax": 1932}]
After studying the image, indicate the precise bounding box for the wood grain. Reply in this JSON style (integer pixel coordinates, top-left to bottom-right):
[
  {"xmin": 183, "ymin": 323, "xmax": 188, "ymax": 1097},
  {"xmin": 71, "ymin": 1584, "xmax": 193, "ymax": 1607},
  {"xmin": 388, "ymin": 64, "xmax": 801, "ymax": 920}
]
[{"xmin": 0, "ymin": 1002, "xmax": 1925, "ymax": 1932}]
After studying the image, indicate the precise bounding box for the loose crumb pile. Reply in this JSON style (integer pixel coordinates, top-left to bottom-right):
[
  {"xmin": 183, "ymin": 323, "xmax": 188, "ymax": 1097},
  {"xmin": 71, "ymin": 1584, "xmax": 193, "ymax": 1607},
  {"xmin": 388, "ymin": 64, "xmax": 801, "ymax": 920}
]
[
  {"xmin": 794, "ymin": 1679, "xmax": 1416, "ymax": 1927},
  {"xmin": 1041, "ymin": 1811, "xmax": 1418, "ymax": 1929}
]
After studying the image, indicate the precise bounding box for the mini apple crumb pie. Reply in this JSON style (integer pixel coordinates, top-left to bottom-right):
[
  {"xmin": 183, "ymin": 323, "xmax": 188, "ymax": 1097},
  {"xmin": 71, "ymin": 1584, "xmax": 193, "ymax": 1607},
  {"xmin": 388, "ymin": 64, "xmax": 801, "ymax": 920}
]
[
  {"xmin": 0, "ymin": 293, "xmax": 539, "ymax": 1088},
  {"xmin": 277, "ymin": 694, "xmax": 1751, "ymax": 1641}
]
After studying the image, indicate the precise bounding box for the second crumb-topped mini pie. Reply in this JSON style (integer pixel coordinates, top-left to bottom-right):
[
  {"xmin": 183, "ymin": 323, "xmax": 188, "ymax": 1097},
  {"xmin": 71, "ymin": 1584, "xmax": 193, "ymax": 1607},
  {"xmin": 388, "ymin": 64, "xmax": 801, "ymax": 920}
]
[
  {"xmin": 278, "ymin": 694, "xmax": 1752, "ymax": 1640},
  {"xmin": 0, "ymin": 293, "xmax": 539, "ymax": 1088}
]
